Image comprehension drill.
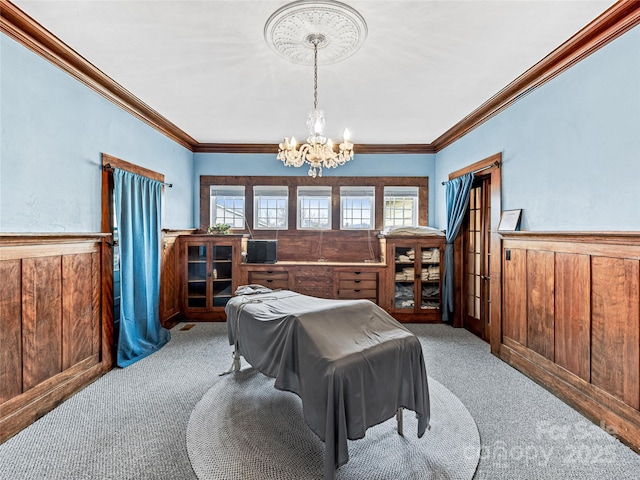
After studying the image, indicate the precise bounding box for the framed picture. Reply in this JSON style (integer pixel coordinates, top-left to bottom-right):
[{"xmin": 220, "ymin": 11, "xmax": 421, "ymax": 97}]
[{"xmin": 498, "ymin": 209, "xmax": 522, "ymax": 232}]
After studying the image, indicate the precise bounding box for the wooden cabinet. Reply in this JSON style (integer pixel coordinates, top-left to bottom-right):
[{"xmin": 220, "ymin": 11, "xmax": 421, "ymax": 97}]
[
  {"xmin": 0, "ymin": 234, "xmax": 110, "ymax": 442},
  {"xmin": 384, "ymin": 236, "xmax": 445, "ymax": 322},
  {"xmin": 181, "ymin": 235, "xmax": 244, "ymax": 321}
]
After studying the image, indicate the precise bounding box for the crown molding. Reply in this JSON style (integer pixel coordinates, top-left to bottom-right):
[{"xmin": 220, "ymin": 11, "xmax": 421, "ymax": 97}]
[
  {"xmin": 0, "ymin": 0, "xmax": 197, "ymax": 151},
  {"xmin": 355, "ymin": 144, "xmax": 436, "ymax": 154},
  {"xmin": 193, "ymin": 143, "xmax": 278, "ymax": 154},
  {"xmin": 2, "ymin": 0, "xmax": 638, "ymax": 155},
  {"xmin": 193, "ymin": 143, "xmax": 436, "ymax": 154},
  {"xmin": 432, "ymin": 0, "xmax": 640, "ymax": 151}
]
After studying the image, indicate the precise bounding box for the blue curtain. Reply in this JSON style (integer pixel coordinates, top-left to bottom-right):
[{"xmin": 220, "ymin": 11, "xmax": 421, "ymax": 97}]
[
  {"xmin": 113, "ymin": 168, "xmax": 170, "ymax": 367},
  {"xmin": 442, "ymin": 173, "xmax": 474, "ymax": 324}
]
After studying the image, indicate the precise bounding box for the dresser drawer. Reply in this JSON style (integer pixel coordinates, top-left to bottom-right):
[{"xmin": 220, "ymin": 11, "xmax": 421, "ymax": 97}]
[
  {"xmin": 338, "ymin": 271, "xmax": 378, "ymax": 281},
  {"xmin": 248, "ymin": 271, "xmax": 289, "ymax": 290},
  {"xmin": 338, "ymin": 279, "xmax": 377, "ymax": 290},
  {"xmin": 249, "ymin": 271, "xmax": 289, "ymax": 281},
  {"xmin": 336, "ymin": 270, "xmax": 378, "ymax": 301},
  {"xmin": 337, "ymin": 288, "xmax": 377, "ymax": 300}
]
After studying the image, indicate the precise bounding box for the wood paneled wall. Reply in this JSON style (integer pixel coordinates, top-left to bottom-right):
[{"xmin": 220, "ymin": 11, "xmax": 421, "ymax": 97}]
[
  {"xmin": 0, "ymin": 234, "xmax": 110, "ymax": 443},
  {"xmin": 160, "ymin": 229, "xmax": 194, "ymax": 327},
  {"xmin": 500, "ymin": 232, "xmax": 640, "ymax": 453},
  {"xmin": 250, "ymin": 230, "xmax": 383, "ymax": 263}
]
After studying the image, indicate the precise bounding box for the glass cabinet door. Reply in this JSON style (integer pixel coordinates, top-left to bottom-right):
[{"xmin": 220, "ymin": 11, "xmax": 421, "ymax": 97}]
[
  {"xmin": 393, "ymin": 244, "xmax": 416, "ymax": 310},
  {"xmin": 183, "ymin": 238, "xmax": 238, "ymax": 316},
  {"xmin": 212, "ymin": 245, "xmax": 233, "ymax": 307},
  {"xmin": 187, "ymin": 245, "xmax": 208, "ymax": 308},
  {"xmin": 420, "ymin": 246, "xmax": 440, "ymax": 310}
]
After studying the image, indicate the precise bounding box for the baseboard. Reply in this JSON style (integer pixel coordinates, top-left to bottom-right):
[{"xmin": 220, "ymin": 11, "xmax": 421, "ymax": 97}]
[
  {"xmin": 499, "ymin": 341, "xmax": 640, "ymax": 454},
  {"xmin": 0, "ymin": 363, "xmax": 103, "ymax": 444}
]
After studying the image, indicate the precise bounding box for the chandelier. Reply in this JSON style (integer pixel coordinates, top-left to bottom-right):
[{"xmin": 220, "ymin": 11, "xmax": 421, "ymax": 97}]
[
  {"xmin": 265, "ymin": 0, "xmax": 367, "ymax": 178},
  {"xmin": 277, "ymin": 34, "xmax": 353, "ymax": 178}
]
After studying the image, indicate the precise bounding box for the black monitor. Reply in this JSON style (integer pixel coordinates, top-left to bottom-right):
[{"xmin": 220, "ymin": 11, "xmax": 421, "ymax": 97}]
[{"xmin": 246, "ymin": 239, "xmax": 278, "ymax": 264}]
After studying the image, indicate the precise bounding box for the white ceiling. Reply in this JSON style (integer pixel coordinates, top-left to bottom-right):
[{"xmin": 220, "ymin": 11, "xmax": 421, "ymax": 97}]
[{"xmin": 13, "ymin": 0, "xmax": 617, "ymax": 145}]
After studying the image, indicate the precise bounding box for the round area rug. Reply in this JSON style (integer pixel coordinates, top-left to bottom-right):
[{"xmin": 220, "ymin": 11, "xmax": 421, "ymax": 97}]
[{"xmin": 187, "ymin": 369, "xmax": 480, "ymax": 480}]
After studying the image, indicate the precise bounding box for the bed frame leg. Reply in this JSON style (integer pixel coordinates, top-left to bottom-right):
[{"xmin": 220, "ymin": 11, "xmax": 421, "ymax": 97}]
[
  {"xmin": 396, "ymin": 408, "xmax": 403, "ymax": 436},
  {"xmin": 219, "ymin": 349, "xmax": 242, "ymax": 376}
]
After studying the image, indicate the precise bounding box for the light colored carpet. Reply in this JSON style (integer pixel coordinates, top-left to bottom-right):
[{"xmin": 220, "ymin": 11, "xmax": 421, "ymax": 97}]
[
  {"xmin": 1, "ymin": 322, "xmax": 639, "ymax": 479},
  {"xmin": 187, "ymin": 368, "xmax": 480, "ymax": 480}
]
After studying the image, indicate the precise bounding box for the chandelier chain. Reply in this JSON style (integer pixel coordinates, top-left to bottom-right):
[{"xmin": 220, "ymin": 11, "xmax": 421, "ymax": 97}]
[{"xmin": 313, "ymin": 40, "xmax": 318, "ymax": 110}]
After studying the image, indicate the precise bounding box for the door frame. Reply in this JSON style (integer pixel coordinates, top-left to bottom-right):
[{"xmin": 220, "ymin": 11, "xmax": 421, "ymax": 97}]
[
  {"xmin": 100, "ymin": 153, "xmax": 167, "ymax": 368},
  {"xmin": 461, "ymin": 175, "xmax": 492, "ymax": 341},
  {"xmin": 448, "ymin": 152, "xmax": 502, "ymax": 355}
]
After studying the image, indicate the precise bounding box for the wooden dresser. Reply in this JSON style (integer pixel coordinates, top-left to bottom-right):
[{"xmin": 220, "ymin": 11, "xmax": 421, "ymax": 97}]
[{"xmin": 240, "ymin": 262, "xmax": 384, "ymax": 303}]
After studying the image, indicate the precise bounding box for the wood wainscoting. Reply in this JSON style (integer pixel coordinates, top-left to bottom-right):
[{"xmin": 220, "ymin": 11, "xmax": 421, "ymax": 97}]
[
  {"xmin": 499, "ymin": 232, "xmax": 640, "ymax": 453},
  {"xmin": 0, "ymin": 233, "xmax": 112, "ymax": 443},
  {"xmin": 160, "ymin": 229, "xmax": 195, "ymax": 328}
]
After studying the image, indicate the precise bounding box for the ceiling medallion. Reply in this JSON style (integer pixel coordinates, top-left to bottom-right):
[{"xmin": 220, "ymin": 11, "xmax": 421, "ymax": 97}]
[{"xmin": 264, "ymin": 0, "xmax": 368, "ymax": 65}]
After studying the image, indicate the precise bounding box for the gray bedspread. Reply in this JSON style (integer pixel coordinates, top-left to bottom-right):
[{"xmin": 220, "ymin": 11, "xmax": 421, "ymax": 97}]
[{"xmin": 225, "ymin": 290, "xmax": 430, "ymax": 480}]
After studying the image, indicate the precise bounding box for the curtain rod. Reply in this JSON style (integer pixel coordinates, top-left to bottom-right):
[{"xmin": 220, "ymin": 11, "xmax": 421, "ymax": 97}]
[
  {"xmin": 441, "ymin": 161, "xmax": 500, "ymax": 185},
  {"xmin": 102, "ymin": 164, "xmax": 173, "ymax": 188}
]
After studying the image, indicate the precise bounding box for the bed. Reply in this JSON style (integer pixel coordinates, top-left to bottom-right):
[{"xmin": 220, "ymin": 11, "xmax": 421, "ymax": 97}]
[{"xmin": 225, "ymin": 289, "xmax": 430, "ymax": 480}]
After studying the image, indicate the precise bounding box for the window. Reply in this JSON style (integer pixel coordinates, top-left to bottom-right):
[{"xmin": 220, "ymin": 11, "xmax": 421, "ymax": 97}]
[
  {"xmin": 297, "ymin": 186, "xmax": 331, "ymax": 229},
  {"xmin": 254, "ymin": 186, "xmax": 288, "ymax": 230},
  {"xmin": 201, "ymin": 176, "xmax": 428, "ymax": 232},
  {"xmin": 384, "ymin": 186, "xmax": 419, "ymax": 228},
  {"xmin": 340, "ymin": 186, "xmax": 374, "ymax": 229},
  {"xmin": 210, "ymin": 186, "xmax": 245, "ymax": 228}
]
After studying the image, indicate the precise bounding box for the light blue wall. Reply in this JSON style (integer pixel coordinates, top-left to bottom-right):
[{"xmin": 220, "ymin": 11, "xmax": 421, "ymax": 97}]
[
  {"xmin": 193, "ymin": 152, "xmax": 436, "ymax": 228},
  {"xmin": 0, "ymin": 34, "xmax": 194, "ymax": 233},
  {"xmin": 7, "ymin": 20, "xmax": 635, "ymax": 235},
  {"xmin": 434, "ymin": 24, "xmax": 640, "ymax": 231}
]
